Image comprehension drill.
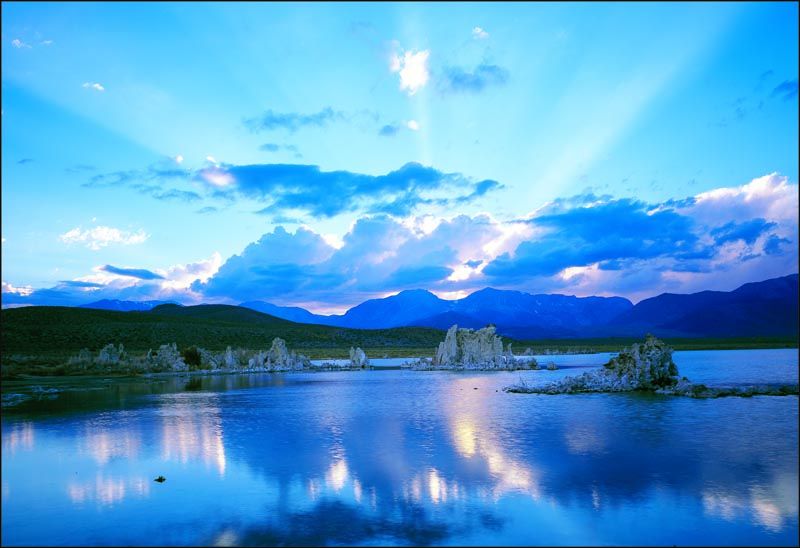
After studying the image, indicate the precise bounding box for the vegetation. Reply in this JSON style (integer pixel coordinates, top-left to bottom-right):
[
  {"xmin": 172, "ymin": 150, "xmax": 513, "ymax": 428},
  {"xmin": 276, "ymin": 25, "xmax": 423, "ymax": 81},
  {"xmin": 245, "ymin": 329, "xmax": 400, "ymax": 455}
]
[{"xmin": 1, "ymin": 305, "xmax": 796, "ymax": 379}]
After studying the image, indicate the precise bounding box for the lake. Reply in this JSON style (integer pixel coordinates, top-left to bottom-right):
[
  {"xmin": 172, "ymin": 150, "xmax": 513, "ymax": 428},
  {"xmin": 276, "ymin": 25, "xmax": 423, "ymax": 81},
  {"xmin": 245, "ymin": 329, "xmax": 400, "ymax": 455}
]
[{"xmin": 2, "ymin": 348, "xmax": 798, "ymax": 546}]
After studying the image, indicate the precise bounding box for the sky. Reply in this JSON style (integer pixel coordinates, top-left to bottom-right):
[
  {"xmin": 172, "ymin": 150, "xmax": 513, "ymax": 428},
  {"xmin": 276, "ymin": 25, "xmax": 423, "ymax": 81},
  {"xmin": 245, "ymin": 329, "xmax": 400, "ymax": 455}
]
[{"xmin": 1, "ymin": 1, "xmax": 798, "ymax": 315}]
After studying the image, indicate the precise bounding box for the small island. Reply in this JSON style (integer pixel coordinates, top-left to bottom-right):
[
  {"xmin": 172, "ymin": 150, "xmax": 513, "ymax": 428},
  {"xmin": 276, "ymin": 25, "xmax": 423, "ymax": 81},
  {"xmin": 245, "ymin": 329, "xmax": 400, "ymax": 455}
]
[{"xmin": 504, "ymin": 334, "xmax": 799, "ymax": 398}]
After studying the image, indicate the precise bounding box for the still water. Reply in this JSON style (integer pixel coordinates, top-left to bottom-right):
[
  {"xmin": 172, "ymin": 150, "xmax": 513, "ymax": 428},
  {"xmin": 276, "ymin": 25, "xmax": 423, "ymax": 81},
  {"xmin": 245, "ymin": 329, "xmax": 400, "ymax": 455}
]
[{"xmin": 2, "ymin": 349, "xmax": 798, "ymax": 546}]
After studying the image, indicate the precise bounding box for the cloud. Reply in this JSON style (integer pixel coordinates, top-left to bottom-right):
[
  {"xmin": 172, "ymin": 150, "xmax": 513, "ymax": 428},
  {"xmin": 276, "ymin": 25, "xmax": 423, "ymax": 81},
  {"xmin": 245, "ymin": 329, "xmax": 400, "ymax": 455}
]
[
  {"xmin": 244, "ymin": 107, "xmax": 343, "ymax": 133},
  {"xmin": 82, "ymin": 82, "xmax": 105, "ymax": 92},
  {"xmin": 11, "ymin": 39, "xmax": 31, "ymax": 49},
  {"xmin": 472, "ymin": 27, "xmax": 489, "ymax": 40},
  {"xmin": 11, "ymin": 174, "xmax": 796, "ymax": 311},
  {"xmin": 378, "ymin": 121, "xmax": 418, "ymax": 136},
  {"xmin": 771, "ymin": 79, "xmax": 798, "ymax": 102},
  {"xmin": 194, "ymin": 161, "xmax": 503, "ymax": 218},
  {"xmin": 58, "ymin": 225, "xmax": 149, "ymax": 250},
  {"xmin": 710, "ymin": 218, "xmax": 776, "ymax": 246},
  {"xmin": 483, "ymin": 197, "xmax": 702, "ymax": 280},
  {"xmin": 100, "ymin": 265, "xmax": 165, "ymax": 280},
  {"xmin": 480, "ymin": 174, "xmax": 798, "ymax": 301},
  {"xmin": 17, "ymin": 158, "xmax": 34, "ymax": 164},
  {"xmin": 439, "ymin": 63, "xmax": 509, "ymax": 94},
  {"xmin": 260, "ymin": 143, "xmax": 301, "ymax": 157},
  {"xmin": 82, "ymin": 162, "xmax": 202, "ymax": 202},
  {"xmin": 59, "ymin": 280, "xmax": 105, "ymax": 288},
  {"xmin": 389, "ymin": 45, "xmax": 430, "ymax": 95},
  {"xmin": 378, "ymin": 124, "xmax": 400, "ymax": 137},
  {"xmin": 196, "ymin": 226, "xmax": 338, "ymax": 300},
  {"xmin": 41, "ymin": 39, "xmax": 54, "ymax": 46}
]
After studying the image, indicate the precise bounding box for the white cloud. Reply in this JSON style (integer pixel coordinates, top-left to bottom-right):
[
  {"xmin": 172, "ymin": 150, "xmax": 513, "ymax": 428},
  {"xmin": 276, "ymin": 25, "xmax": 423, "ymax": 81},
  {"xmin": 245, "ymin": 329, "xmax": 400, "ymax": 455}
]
[
  {"xmin": 472, "ymin": 27, "xmax": 489, "ymax": 39},
  {"xmin": 198, "ymin": 165, "xmax": 235, "ymax": 187},
  {"xmin": 689, "ymin": 173, "xmax": 798, "ymax": 223},
  {"xmin": 160, "ymin": 252, "xmax": 223, "ymax": 290},
  {"xmin": 82, "ymin": 82, "xmax": 105, "ymax": 92},
  {"xmin": 174, "ymin": 155, "xmax": 184, "ymax": 164},
  {"xmin": 389, "ymin": 46, "xmax": 430, "ymax": 96},
  {"xmin": 40, "ymin": 40, "xmax": 54, "ymax": 46},
  {"xmin": 407, "ymin": 120, "xmax": 420, "ymax": 131},
  {"xmin": 11, "ymin": 39, "xmax": 31, "ymax": 49},
  {"xmin": 58, "ymin": 225, "xmax": 149, "ymax": 250},
  {"xmin": 1, "ymin": 281, "xmax": 33, "ymax": 296}
]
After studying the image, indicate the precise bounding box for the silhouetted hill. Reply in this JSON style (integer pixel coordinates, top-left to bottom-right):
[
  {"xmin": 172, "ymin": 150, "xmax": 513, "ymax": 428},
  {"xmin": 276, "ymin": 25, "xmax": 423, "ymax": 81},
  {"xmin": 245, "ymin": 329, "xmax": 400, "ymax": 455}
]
[
  {"xmin": 147, "ymin": 303, "xmax": 293, "ymax": 325},
  {"xmin": 239, "ymin": 301, "xmax": 328, "ymax": 324},
  {"xmin": 78, "ymin": 299, "xmax": 178, "ymax": 312},
  {"xmin": 334, "ymin": 289, "xmax": 451, "ymax": 328},
  {"xmin": 605, "ymin": 273, "xmax": 799, "ymax": 337},
  {"xmin": 0, "ymin": 305, "xmax": 449, "ymax": 356},
  {"xmin": 60, "ymin": 273, "xmax": 800, "ymax": 342}
]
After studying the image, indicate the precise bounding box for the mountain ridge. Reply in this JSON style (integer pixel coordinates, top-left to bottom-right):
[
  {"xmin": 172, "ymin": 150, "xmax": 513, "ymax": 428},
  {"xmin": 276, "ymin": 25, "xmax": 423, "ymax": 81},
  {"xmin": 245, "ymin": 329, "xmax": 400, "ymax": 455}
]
[{"xmin": 75, "ymin": 273, "xmax": 799, "ymax": 339}]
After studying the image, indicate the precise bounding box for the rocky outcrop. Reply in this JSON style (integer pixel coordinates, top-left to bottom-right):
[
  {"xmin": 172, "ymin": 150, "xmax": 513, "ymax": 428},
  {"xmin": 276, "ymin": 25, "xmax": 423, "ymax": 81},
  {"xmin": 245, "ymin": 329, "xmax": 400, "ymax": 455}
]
[
  {"xmin": 415, "ymin": 324, "xmax": 528, "ymax": 370},
  {"xmin": 506, "ymin": 334, "xmax": 679, "ymax": 393},
  {"xmin": 349, "ymin": 347, "xmax": 369, "ymax": 368},
  {"xmin": 147, "ymin": 343, "xmax": 187, "ymax": 371},
  {"xmin": 503, "ymin": 334, "xmax": 799, "ymax": 398}
]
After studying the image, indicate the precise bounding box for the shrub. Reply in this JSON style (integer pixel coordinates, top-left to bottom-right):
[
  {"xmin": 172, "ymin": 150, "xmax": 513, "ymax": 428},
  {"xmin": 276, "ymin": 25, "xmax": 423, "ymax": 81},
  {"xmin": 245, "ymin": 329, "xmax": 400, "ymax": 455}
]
[{"xmin": 181, "ymin": 346, "xmax": 202, "ymax": 369}]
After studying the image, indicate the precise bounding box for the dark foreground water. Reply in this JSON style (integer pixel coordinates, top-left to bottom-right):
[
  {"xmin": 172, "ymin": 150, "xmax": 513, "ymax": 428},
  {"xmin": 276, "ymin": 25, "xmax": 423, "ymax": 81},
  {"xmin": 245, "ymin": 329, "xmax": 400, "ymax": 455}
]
[{"xmin": 2, "ymin": 349, "xmax": 798, "ymax": 546}]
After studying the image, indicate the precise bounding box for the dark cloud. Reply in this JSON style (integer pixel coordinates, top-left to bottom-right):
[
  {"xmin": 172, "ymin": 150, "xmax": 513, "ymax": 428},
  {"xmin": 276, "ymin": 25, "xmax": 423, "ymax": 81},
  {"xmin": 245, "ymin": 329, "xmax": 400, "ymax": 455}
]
[
  {"xmin": 710, "ymin": 218, "xmax": 776, "ymax": 246},
  {"xmin": 244, "ymin": 107, "xmax": 344, "ymax": 133},
  {"xmin": 484, "ymin": 198, "xmax": 702, "ymax": 280},
  {"xmin": 195, "ymin": 161, "xmax": 502, "ymax": 218},
  {"xmin": 17, "ymin": 158, "xmax": 34, "ymax": 164},
  {"xmin": 152, "ymin": 189, "xmax": 202, "ymax": 202},
  {"xmin": 385, "ymin": 264, "xmax": 454, "ymax": 287},
  {"xmin": 195, "ymin": 226, "xmax": 338, "ymax": 300},
  {"xmin": 59, "ymin": 280, "xmax": 105, "ymax": 288},
  {"xmin": 101, "ymin": 265, "xmax": 165, "ymax": 280},
  {"xmin": 439, "ymin": 63, "xmax": 509, "ymax": 93},
  {"xmin": 378, "ymin": 124, "xmax": 400, "ymax": 137},
  {"xmin": 260, "ymin": 143, "xmax": 300, "ymax": 154},
  {"xmin": 771, "ymin": 79, "xmax": 798, "ymax": 101},
  {"xmin": 764, "ymin": 234, "xmax": 791, "ymax": 255}
]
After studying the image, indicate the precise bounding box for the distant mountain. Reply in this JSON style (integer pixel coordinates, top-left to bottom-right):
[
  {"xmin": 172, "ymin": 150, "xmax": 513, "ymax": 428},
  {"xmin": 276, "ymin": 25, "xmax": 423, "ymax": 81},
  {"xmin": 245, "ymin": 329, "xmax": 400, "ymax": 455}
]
[
  {"xmin": 78, "ymin": 299, "xmax": 179, "ymax": 312},
  {"xmin": 147, "ymin": 303, "xmax": 294, "ymax": 326},
  {"xmin": 239, "ymin": 301, "xmax": 333, "ymax": 325},
  {"xmin": 77, "ymin": 273, "xmax": 799, "ymax": 340},
  {"xmin": 605, "ymin": 273, "xmax": 799, "ymax": 338},
  {"xmin": 333, "ymin": 289, "xmax": 451, "ymax": 329},
  {"xmin": 448, "ymin": 288, "xmax": 634, "ymax": 337}
]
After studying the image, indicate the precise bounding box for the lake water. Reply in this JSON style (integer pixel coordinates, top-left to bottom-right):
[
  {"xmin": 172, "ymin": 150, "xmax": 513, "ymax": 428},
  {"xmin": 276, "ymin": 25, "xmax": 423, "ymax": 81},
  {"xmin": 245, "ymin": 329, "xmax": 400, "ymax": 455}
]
[{"xmin": 2, "ymin": 349, "xmax": 798, "ymax": 546}]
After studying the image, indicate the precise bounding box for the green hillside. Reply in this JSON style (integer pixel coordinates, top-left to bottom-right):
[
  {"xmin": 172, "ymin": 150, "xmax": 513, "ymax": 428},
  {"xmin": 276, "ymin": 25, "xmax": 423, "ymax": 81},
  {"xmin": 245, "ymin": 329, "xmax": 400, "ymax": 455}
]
[{"xmin": 0, "ymin": 305, "xmax": 449, "ymax": 360}]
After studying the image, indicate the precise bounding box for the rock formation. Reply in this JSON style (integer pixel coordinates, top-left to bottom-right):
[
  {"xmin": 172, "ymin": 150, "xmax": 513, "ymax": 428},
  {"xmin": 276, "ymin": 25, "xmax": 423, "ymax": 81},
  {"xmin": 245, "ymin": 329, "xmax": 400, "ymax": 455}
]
[
  {"xmin": 507, "ymin": 334, "xmax": 679, "ymax": 394},
  {"xmin": 425, "ymin": 324, "xmax": 524, "ymax": 370},
  {"xmin": 349, "ymin": 347, "xmax": 369, "ymax": 368},
  {"xmin": 503, "ymin": 334, "xmax": 798, "ymax": 398}
]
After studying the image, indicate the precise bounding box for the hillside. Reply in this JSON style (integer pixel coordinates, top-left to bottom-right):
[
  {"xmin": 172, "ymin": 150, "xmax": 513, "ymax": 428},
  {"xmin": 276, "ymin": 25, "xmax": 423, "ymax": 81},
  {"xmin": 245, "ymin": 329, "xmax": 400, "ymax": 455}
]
[{"xmin": 0, "ymin": 305, "xmax": 450, "ymax": 357}]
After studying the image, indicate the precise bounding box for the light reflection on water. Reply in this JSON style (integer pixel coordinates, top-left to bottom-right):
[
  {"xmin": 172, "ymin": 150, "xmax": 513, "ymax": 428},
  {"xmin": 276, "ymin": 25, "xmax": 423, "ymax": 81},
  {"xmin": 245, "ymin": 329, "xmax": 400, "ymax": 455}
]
[{"xmin": 1, "ymin": 349, "xmax": 798, "ymax": 546}]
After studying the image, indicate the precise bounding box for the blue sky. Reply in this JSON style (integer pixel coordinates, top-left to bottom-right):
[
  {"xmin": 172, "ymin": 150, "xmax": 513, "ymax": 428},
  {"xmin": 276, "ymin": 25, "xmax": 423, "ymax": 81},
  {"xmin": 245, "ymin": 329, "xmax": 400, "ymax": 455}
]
[{"xmin": 2, "ymin": 1, "xmax": 798, "ymax": 314}]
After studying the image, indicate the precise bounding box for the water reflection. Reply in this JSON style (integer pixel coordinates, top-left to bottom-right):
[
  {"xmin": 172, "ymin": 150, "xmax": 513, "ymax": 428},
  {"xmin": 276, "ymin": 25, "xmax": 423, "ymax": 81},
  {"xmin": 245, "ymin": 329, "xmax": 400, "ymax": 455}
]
[
  {"xmin": 2, "ymin": 421, "xmax": 34, "ymax": 457},
  {"xmin": 703, "ymin": 471, "xmax": 800, "ymax": 532},
  {"xmin": 444, "ymin": 376, "xmax": 544, "ymax": 503},
  {"xmin": 158, "ymin": 393, "xmax": 227, "ymax": 476},
  {"xmin": 79, "ymin": 419, "xmax": 141, "ymax": 465},
  {"xmin": 67, "ymin": 471, "xmax": 151, "ymax": 506},
  {"xmin": 2, "ymin": 359, "xmax": 798, "ymax": 546}
]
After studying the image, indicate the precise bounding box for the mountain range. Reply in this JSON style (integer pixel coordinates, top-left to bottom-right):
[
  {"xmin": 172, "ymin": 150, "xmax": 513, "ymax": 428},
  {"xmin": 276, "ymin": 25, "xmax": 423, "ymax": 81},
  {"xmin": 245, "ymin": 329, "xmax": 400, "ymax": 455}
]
[{"xmin": 77, "ymin": 273, "xmax": 799, "ymax": 339}]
